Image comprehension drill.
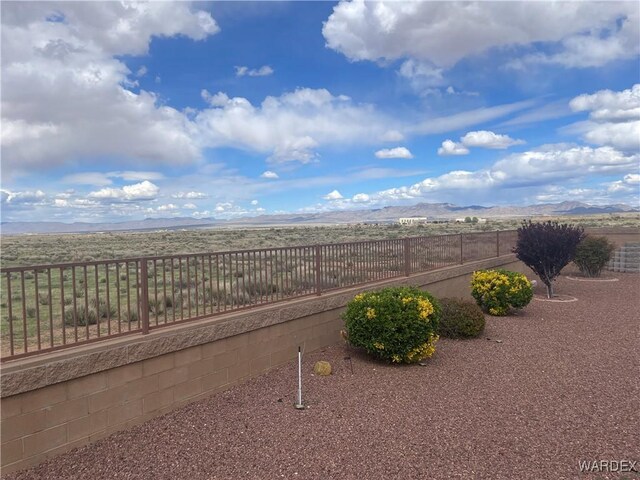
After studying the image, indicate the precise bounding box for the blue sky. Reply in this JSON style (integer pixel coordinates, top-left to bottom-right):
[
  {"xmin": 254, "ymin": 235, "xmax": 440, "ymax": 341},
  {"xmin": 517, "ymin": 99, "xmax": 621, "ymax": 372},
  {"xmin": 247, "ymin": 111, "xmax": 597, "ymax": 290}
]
[{"xmin": 1, "ymin": 1, "xmax": 639, "ymax": 222}]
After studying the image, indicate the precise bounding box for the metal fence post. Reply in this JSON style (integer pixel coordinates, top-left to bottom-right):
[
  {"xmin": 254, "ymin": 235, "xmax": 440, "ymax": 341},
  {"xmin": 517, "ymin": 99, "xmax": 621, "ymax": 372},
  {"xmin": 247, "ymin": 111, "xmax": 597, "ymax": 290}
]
[
  {"xmin": 496, "ymin": 230, "xmax": 500, "ymax": 257},
  {"xmin": 404, "ymin": 237, "xmax": 411, "ymax": 276},
  {"xmin": 315, "ymin": 245, "xmax": 322, "ymax": 296},
  {"xmin": 140, "ymin": 260, "xmax": 150, "ymax": 334},
  {"xmin": 459, "ymin": 233, "xmax": 464, "ymax": 264}
]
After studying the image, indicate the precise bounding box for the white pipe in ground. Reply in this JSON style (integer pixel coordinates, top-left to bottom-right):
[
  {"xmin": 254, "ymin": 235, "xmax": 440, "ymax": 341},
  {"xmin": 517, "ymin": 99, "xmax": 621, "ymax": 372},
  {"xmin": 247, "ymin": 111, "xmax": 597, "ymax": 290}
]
[{"xmin": 295, "ymin": 346, "xmax": 304, "ymax": 409}]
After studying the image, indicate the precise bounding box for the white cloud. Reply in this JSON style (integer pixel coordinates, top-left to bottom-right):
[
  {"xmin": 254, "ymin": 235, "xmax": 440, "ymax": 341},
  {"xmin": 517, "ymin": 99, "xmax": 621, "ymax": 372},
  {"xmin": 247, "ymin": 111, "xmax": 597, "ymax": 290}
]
[
  {"xmin": 196, "ymin": 88, "xmax": 394, "ymax": 164},
  {"xmin": 208, "ymin": 201, "xmax": 249, "ymax": 218},
  {"xmin": 607, "ymin": 173, "xmax": 640, "ymax": 193},
  {"xmin": 215, "ymin": 202, "xmax": 233, "ymax": 212},
  {"xmin": 192, "ymin": 210, "xmax": 211, "ymax": 218},
  {"xmin": 318, "ymin": 144, "xmax": 638, "ymax": 207},
  {"xmin": 624, "ymin": 173, "xmax": 640, "ymax": 184},
  {"xmin": 62, "ymin": 172, "xmax": 113, "ymax": 186},
  {"xmin": 183, "ymin": 203, "xmax": 198, "ymax": 210},
  {"xmin": 499, "ymin": 101, "xmax": 573, "ymax": 128},
  {"xmin": 460, "ymin": 131, "xmax": 525, "ymax": 150},
  {"xmin": 491, "ymin": 145, "xmax": 637, "ymax": 186},
  {"xmin": 135, "ymin": 66, "xmax": 148, "ymax": 78},
  {"xmin": 269, "ymin": 136, "xmax": 319, "ymax": 164},
  {"xmin": 260, "ymin": 171, "xmax": 279, "ymax": 179},
  {"xmin": 323, "ymin": 189, "xmax": 344, "ymax": 200},
  {"xmin": 323, "ymin": 1, "xmax": 638, "ymax": 71},
  {"xmin": 576, "ymin": 121, "xmax": 640, "ymax": 152},
  {"xmin": 0, "ymin": 189, "xmax": 46, "ymax": 205},
  {"xmin": 352, "ymin": 193, "xmax": 370, "ymax": 203},
  {"xmin": 438, "ymin": 130, "xmax": 524, "ymax": 155},
  {"xmin": 570, "ymin": 84, "xmax": 640, "ymax": 121},
  {"xmin": 250, "ymin": 200, "xmax": 259, "ymax": 205},
  {"xmin": 88, "ymin": 181, "xmax": 159, "ymax": 202},
  {"xmin": 113, "ymin": 171, "xmax": 165, "ymax": 182},
  {"xmin": 437, "ymin": 140, "xmax": 469, "ymax": 156},
  {"xmin": 1, "ymin": 2, "xmax": 218, "ymax": 177},
  {"xmin": 61, "ymin": 170, "xmax": 165, "ymax": 186},
  {"xmin": 381, "ymin": 130, "xmax": 404, "ymax": 142},
  {"xmin": 397, "ymin": 59, "xmax": 444, "ymax": 93},
  {"xmin": 171, "ymin": 191, "xmax": 209, "ymax": 199},
  {"xmin": 374, "ymin": 147, "xmax": 413, "ymax": 159},
  {"xmin": 567, "ymin": 84, "xmax": 640, "ymax": 152},
  {"xmin": 235, "ymin": 65, "xmax": 274, "ymax": 77},
  {"xmin": 411, "ymin": 100, "xmax": 535, "ymax": 136},
  {"xmin": 156, "ymin": 203, "xmax": 178, "ymax": 212}
]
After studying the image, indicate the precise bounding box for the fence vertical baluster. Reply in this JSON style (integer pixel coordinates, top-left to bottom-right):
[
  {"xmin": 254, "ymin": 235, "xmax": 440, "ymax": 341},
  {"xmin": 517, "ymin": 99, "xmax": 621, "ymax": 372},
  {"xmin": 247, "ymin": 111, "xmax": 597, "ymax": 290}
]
[
  {"xmin": 404, "ymin": 238, "xmax": 411, "ymax": 277},
  {"xmin": 72, "ymin": 267, "xmax": 78, "ymax": 342},
  {"xmin": 20, "ymin": 271, "xmax": 27, "ymax": 352},
  {"xmin": 135, "ymin": 262, "xmax": 141, "ymax": 329},
  {"xmin": 115, "ymin": 263, "xmax": 122, "ymax": 334},
  {"xmin": 34, "ymin": 270, "xmax": 41, "ymax": 350},
  {"xmin": 60, "ymin": 268, "xmax": 66, "ymax": 345},
  {"xmin": 178, "ymin": 258, "xmax": 184, "ymax": 320},
  {"xmin": 186, "ymin": 257, "xmax": 192, "ymax": 318},
  {"xmin": 222, "ymin": 254, "xmax": 227, "ymax": 311},
  {"xmin": 126, "ymin": 261, "xmax": 131, "ymax": 330},
  {"xmin": 194, "ymin": 256, "xmax": 199, "ymax": 317},
  {"xmin": 171, "ymin": 258, "xmax": 176, "ymax": 322},
  {"xmin": 47, "ymin": 269, "xmax": 53, "ymax": 348},
  {"xmin": 162, "ymin": 259, "xmax": 167, "ymax": 324},
  {"xmin": 83, "ymin": 266, "xmax": 89, "ymax": 340},
  {"xmin": 6, "ymin": 273, "xmax": 14, "ymax": 356},
  {"xmin": 94, "ymin": 265, "xmax": 100, "ymax": 338},
  {"xmin": 315, "ymin": 245, "xmax": 322, "ymax": 296},
  {"xmin": 140, "ymin": 260, "xmax": 149, "ymax": 334},
  {"xmin": 154, "ymin": 259, "xmax": 159, "ymax": 325},
  {"xmin": 208, "ymin": 255, "xmax": 214, "ymax": 312},
  {"xmin": 105, "ymin": 264, "xmax": 111, "ymax": 336},
  {"xmin": 202, "ymin": 256, "xmax": 207, "ymax": 312},
  {"xmin": 242, "ymin": 252, "xmax": 247, "ymax": 305}
]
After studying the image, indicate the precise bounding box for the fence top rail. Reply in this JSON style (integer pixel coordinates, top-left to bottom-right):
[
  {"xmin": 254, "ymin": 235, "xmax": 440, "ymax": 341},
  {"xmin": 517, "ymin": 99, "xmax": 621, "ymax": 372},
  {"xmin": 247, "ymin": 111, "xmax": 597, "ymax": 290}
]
[{"xmin": 0, "ymin": 229, "xmax": 517, "ymax": 273}]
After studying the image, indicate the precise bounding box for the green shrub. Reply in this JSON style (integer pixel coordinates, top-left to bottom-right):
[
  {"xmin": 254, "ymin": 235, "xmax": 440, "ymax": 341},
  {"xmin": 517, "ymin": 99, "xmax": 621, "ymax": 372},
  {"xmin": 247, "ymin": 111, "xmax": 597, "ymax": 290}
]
[
  {"xmin": 342, "ymin": 286, "xmax": 440, "ymax": 363},
  {"xmin": 471, "ymin": 269, "xmax": 533, "ymax": 316},
  {"xmin": 124, "ymin": 310, "xmax": 139, "ymax": 323},
  {"xmin": 438, "ymin": 298, "xmax": 485, "ymax": 338},
  {"xmin": 64, "ymin": 306, "xmax": 97, "ymax": 326},
  {"xmin": 90, "ymin": 299, "xmax": 117, "ymax": 318},
  {"xmin": 573, "ymin": 236, "xmax": 615, "ymax": 277}
]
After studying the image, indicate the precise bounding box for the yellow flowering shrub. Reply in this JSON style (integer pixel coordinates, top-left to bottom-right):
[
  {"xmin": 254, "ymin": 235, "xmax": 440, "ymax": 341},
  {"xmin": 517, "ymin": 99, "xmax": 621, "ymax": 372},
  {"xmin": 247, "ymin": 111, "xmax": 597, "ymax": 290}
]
[
  {"xmin": 471, "ymin": 269, "xmax": 533, "ymax": 316},
  {"xmin": 342, "ymin": 286, "xmax": 441, "ymax": 363}
]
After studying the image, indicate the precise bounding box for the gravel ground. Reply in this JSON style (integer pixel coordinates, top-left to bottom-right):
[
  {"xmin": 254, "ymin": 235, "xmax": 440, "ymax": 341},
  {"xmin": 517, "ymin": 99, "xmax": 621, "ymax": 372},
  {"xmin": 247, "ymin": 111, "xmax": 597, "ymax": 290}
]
[{"xmin": 4, "ymin": 272, "xmax": 639, "ymax": 480}]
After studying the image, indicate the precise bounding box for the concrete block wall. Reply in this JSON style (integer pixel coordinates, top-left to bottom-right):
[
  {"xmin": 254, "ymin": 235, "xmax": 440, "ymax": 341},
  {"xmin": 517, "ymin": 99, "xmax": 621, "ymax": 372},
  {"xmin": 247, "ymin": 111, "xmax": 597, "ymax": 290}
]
[{"xmin": 1, "ymin": 309, "xmax": 342, "ymax": 473}]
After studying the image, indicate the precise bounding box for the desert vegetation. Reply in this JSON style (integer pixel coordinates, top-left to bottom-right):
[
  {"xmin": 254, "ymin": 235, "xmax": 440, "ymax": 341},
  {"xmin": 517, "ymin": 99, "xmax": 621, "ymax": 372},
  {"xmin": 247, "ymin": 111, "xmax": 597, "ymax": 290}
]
[{"xmin": 1, "ymin": 213, "xmax": 637, "ymax": 268}]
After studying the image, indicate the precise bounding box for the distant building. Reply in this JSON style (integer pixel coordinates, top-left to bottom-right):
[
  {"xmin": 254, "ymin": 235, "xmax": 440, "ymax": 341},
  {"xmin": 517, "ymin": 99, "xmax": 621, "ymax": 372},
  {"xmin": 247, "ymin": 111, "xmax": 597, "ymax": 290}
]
[
  {"xmin": 398, "ymin": 217, "xmax": 428, "ymax": 225},
  {"xmin": 454, "ymin": 217, "xmax": 488, "ymax": 224}
]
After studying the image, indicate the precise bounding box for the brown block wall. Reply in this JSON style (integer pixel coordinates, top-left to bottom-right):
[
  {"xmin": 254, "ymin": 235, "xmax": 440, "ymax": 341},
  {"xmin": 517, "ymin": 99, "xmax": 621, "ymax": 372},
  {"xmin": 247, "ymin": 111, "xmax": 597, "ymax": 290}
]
[{"xmin": 1, "ymin": 309, "xmax": 342, "ymax": 474}]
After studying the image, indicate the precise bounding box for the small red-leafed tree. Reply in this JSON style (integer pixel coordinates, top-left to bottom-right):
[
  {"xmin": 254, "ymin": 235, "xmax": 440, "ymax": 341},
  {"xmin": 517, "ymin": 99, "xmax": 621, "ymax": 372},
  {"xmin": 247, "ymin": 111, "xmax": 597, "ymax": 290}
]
[{"xmin": 514, "ymin": 221, "xmax": 586, "ymax": 298}]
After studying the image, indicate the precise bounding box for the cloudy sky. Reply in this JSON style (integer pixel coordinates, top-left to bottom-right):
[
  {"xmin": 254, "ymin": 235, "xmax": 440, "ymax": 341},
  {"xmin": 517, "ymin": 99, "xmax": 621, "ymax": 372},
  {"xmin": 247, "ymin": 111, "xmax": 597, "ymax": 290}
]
[{"xmin": 1, "ymin": 1, "xmax": 639, "ymax": 222}]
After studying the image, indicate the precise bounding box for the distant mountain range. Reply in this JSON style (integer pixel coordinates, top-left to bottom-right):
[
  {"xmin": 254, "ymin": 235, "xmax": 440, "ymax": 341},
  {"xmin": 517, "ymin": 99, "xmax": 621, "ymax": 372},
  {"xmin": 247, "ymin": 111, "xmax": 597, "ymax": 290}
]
[{"xmin": 2, "ymin": 201, "xmax": 637, "ymax": 235}]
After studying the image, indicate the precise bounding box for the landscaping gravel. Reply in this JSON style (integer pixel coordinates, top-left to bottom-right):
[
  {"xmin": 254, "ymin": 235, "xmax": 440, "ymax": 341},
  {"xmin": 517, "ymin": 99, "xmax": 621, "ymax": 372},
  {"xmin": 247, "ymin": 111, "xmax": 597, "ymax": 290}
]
[{"xmin": 4, "ymin": 272, "xmax": 639, "ymax": 480}]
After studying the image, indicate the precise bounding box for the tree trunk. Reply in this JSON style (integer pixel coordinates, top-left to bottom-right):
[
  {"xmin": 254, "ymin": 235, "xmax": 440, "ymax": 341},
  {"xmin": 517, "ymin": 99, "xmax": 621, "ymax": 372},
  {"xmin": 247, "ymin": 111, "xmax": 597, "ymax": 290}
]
[{"xmin": 546, "ymin": 282, "xmax": 553, "ymax": 299}]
